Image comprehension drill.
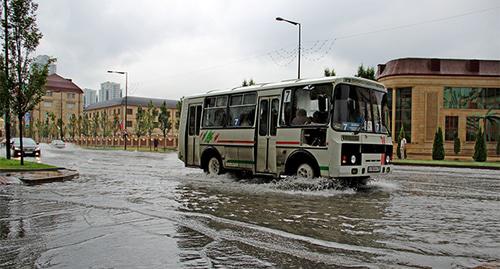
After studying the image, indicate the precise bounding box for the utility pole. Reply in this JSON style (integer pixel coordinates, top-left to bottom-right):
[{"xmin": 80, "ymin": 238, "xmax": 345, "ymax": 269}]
[{"xmin": 3, "ymin": 0, "xmax": 11, "ymax": 159}]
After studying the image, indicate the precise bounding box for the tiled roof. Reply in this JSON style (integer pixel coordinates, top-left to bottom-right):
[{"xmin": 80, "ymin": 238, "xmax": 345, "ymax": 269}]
[
  {"xmin": 45, "ymin": 74, "xmax": 84, "ymax": 93},
  {"xmin": 85, "ymin": 96, "xmax": 178, "ymax": 111},
  {"xmin": 376, "ymin": 58, "xmax": 500, "ymax": 80}
]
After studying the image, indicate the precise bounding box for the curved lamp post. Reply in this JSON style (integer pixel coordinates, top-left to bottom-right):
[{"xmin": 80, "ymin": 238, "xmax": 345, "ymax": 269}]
[{"xmin": 276, "ymin": 17, "xmax": 301, "ymax": 79}]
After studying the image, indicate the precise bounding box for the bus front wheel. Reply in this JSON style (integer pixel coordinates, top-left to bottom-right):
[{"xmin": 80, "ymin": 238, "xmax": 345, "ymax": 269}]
[
  {"xmin": 207, "ymin": 156, "xmax": 223, "ymax": 175},
  {"xmin": 296, "ymin": 163, "xmax": 315, "ymax": 179}
]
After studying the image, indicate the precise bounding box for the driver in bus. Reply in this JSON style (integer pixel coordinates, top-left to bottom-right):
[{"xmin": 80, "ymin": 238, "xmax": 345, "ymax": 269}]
[{"xmin": 292, "ymin": 109, "xmax": 310, "ymax": 125}]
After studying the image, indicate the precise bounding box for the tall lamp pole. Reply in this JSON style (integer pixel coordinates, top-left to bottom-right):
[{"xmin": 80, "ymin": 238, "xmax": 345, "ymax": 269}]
[
  {"xmin": 107, "ymin": 70, "xmax": 128, "ymax": 150},
  {"xmin": 276, "ymin": 17, "xmax": 301, "ymax": 79}
]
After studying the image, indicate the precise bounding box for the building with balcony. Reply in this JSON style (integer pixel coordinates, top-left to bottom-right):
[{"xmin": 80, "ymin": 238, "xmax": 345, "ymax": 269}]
[{"xmin": 377, "ymin": 57, "xmax": 500, "ymax": 158}]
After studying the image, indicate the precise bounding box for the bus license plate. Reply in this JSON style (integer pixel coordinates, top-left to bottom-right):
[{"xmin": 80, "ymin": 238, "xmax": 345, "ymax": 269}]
[{"xmin": 368, "ymin": 166, "xmax": 381, "ymax": 173}]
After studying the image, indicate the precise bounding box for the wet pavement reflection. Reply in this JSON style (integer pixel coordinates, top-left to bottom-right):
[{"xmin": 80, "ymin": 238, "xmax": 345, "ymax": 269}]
[{"xmin": 0, "ymin": 144, "xmax": 499, "ymax": 268}]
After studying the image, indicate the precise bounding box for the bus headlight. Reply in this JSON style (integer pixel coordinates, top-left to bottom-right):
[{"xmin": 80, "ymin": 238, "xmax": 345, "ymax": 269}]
[
  {"xmin": 350, "ymin": 155, "xmax": 356, "ymax": 164},
  {"xmin": 385, "ymin": 155, "xmax": 390, "ymax": 164}
]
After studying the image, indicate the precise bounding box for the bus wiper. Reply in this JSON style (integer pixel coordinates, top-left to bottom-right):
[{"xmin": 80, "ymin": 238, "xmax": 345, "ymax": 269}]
[{"xmin": 353, "ymin": 123, "xmax": 364, "ymax": 135}]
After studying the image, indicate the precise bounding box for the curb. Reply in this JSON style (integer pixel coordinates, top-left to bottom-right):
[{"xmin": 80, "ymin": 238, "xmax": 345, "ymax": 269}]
[
  {"xmin": 393, "ymin": 162, "xmax": 500, "ymax": 170},
  {"xmin": 0, "ymin": 167, "xmax": 61, "ymax": 173}
]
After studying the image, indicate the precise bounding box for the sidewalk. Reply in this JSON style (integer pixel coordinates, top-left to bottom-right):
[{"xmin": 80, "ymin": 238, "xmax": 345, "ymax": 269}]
[{"xmin": 393, "ymin": 159, "xmax": 500, "ymax": 170}]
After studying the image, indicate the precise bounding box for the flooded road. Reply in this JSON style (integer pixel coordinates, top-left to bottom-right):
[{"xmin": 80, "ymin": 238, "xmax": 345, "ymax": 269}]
[{"xmin": 1, "ymin": 144, "xmax": 499, "ymax": 268}]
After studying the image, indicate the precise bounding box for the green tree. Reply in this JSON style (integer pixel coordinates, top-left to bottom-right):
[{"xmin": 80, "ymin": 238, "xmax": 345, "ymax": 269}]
[
  {"xmin": 68, "ymin": 114, "xmax": 76, "ymax": 139},
  {"xmin": 242, "ymin": 79, "xmax": 255, "ymax": 87},
  {"xmin": 355, "ymin": 64, "xmax": 376, "ymax": 80},
  {"xmin": 158, "ymin": 101, "xmax": 171, "ymax": 151},
  {"xmin": 134, "ymin": 106, "xmax": 146, "ymax": 149},
  {"xmin": 34, "ymin": 118, "xmax": 42, "ymax": 140},
  {"xmin": 397, "ymin": 126, "xmax": 406, "ymax": 159},
  {"xmin": 56, "ymin": 118, "xmax": 64, "ymax": 139},
  {"xmin": 453, "ymin": 132, "xmax": 461, "ymax": 155},
  {"xmin": 47, "ymin": 112, "xmax": 57, "ymax": 139},
  {"xmin": 82, "ymin": 114, "xmax": 89, "ymax": 136},
  {"xmin": 473, "ymin": 127, "xmax": 487, "ymax": 162},
  {"xmin": 76, "ymin": 115, "xmax": 82, "ymax": 137},
  {"xmin": 145, "ymin": 101, "xmax": 158, "ymax": 151},
  {"xmin": 100, "ymin": 111, "xmax": 112, "ymax": 137},
  {"xmin": 324, "ymin": 67, "xmax": 336, "ymax": 77},
  {"xmin": 432, "ymin": 127, "xmax": 445, "ymax": 160},
  {"xmin": 112, "ymin": 112, "xmax": 120, "ymax": 136},
  {"xmin": 241, "ymin": 79, "xmax": 248, "ymax": 87},
  {"xmin": 4, "ymin": 0, "xmax": 49, "ymax": 165},
  {"xmin": 91, "ymin": 113, "xmax": 99, "ymax": 137}
]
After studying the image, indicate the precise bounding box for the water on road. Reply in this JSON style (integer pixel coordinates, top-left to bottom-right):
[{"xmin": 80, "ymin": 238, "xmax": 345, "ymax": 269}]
[{"xmin": 1, "ymin": 144, "xmax": 499, "ymax": 268}]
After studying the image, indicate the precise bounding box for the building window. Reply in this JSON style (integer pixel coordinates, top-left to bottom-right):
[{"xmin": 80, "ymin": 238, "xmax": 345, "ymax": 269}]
[
  {"xmin": 127, "ymin": 108, "xmax": 133, "ymax": 115},
  {"xmin": 46, "ymin": 91, "xmax": 53, "ymax": 97},
  {"xmin": 444, "ymin": 87, "xmax": 500, "ymax": 109},
  {"xmin": 67, "ymin": 103, "xmax": 75, "ymax": 109},
  {"xmin": 445, "ymin": 116, "xmax": 458, "ymax": 141},
  {"xmin": 395, "ymin": 87, "xmax": 412, "ymax": 142},
  {"xmin": 466, "ymin": 117, "xmax": 480, "ymax": 141},
  {"xmin": 485, "ymin": 120, "xmax": 498, "ymax": 142},
  {"xmin": 43, "ymin": 101, "xmax": 52, "ymax": 107},
  {"xmin": 67, "ymin": 93, "xmax": 75, "ymax": 99},
  {"xmin": 126, "ymin": 121, "xmax": 133, "ymax": 127}
]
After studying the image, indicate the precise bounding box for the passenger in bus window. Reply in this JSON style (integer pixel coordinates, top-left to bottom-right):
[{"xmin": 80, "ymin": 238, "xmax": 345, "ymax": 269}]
[{"xmin": 292, "ymin": 109, "xmax": 310, "ymax": 125}]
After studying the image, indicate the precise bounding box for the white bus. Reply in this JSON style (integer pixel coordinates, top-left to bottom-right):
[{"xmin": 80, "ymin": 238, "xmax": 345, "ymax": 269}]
[{"xmin": 178, "ymin": 76, "xmax": 393, "ymax": 185}]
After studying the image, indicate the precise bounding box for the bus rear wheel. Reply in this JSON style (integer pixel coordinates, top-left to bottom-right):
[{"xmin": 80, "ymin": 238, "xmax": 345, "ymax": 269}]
[
  {"xmin": 207, "ymin": 156, "xmax": 223, "ymax": 175},
  {"xmin": 296, "ymin": 163, "xmax": 315, "ymax": 179}
]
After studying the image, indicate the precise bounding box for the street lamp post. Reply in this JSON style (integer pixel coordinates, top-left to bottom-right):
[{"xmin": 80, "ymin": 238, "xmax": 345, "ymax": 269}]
[
  {"xmin": 107, "ymin": 70, "xmax": 128, "ymax": 150},
  {"xmin": 276, "ymin": 17, "xmax": 301, "ymax": 79}
]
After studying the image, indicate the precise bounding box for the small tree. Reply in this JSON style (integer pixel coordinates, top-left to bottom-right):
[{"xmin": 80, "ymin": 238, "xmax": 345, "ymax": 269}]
[
  {"xmin": 57, "ymin": 118, "xmax": 64, "ymax": 139},
  {"xmin": 5, "ymin": 0, "xmax": 50, "ymax": 165},
  {"xmin": 355, "ymin": 64, "xmax": 376, "ymax": 80},
  {"xmin": 76, "ymin": 115, "xmax": 82, "ymax": 138},
  {"xmin": 92, "ymin": 113, "xmax": 99, "ymax": 137},
  {"xmin": 68, "ymin": 114, "xmax": 76, "ymax": 139},
  {"xmin": 158, "ymin": 101, "xmax": 171, "ymax": 151},
  {"xmin": 134, "ymin": 106, "xmax": 146, "ymax": 149},
  {"xmin": 324, "ymin": 67, "xmax": 336, "ymax": 77},
  {"xmin": 473, "ymin": 127, "xmax": 487, "ymax": 162},
  {"xmin": 242, "ymin": 79, "xmax": 247, "ymax": 87},
  {"xmin": 397, "ymin": 126, "xmax": 406, "ymax": 159},
  {"xmin": 144, "ymin": 101, "xmax": 158, "ymax": 151},
  {"xmin": 112, "ymin": 112, "xmax": 120, "ymax": 136},
  {"xmin": 453, "ymin": 132, "xmax": 461, "ymax": 155},
  {"xmin": 432, "ymin": 127, "xmax": 445, "ymax": 160},
  {"xmin": 82, "ymin": 114, "xmax": 89, "ymax": 137}
]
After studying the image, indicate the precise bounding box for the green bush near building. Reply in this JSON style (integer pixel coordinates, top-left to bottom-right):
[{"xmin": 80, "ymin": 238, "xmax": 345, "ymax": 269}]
[
  {"xmin": 432, "ymin": 127, "xmax": 445, "ymax": 160},
  {"xmin": 453, "ymin": 133, "xmax": 461, "ymax": 155},
  {"xmin": 473, "ymin": 128, "xmax": 487, "ymax": 162}
]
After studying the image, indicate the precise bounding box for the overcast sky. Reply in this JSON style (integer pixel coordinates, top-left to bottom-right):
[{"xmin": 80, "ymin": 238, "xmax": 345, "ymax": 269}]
[{"xmin": 35, "ymin": 0, "xmax": 500, "ymax": 100}]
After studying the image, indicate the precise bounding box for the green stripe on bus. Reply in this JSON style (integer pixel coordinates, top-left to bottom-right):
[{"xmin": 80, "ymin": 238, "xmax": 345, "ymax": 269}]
[
  {"xmin": 320, "ymin": 166, "xmax": 329, "ymax": 171},
  {"xmin": 227, "ymin": 160, "xmax": 255, "ymax": 164}
]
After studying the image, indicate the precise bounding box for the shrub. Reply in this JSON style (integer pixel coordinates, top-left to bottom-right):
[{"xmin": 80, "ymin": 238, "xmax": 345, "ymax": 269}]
[
  {"xmin": 453, "ymin": 132, "xmax": 461, "ymax": 155},
  {"xmin": 432, "ymin": 127, "xmax": 445, "ymax": 160},
  {"xmin": 473, "ymin": 128, "xmax": 487, "ymax": 162}
]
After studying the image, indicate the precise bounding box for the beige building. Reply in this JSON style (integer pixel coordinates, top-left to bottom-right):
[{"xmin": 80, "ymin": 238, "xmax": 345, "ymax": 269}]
[
  {"xmin": 377, "ymin": 58, "xmax": 500, "ymax": 158},
  {"xmin": 31, "ymin": 73, "xmax": 84, "ymax": 138},
  {"xmin": 84, "ymin": 96, "xmax": 179, "ymax": 136}
]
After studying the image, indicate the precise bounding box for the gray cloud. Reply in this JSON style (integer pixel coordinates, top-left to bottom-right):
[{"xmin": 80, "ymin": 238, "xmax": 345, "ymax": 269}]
[{"xmin": 35, "ymin": 0, "xmax": 500, "ymax": 99}]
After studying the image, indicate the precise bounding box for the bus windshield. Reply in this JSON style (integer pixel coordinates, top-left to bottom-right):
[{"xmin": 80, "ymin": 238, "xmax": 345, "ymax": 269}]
[{"xmin": 332, "ymin": 83, "xmax": 390, "ymax": 134}]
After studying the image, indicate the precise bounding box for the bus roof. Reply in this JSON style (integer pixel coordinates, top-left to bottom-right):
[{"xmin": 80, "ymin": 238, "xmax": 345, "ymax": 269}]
[{"xmin": 183, "ymin": 76, "xmax": 386, "ymax": 100}]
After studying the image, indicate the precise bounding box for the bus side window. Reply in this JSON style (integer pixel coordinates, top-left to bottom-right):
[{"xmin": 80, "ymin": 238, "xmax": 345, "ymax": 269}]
[
  {"xmin": 188, "ymin": 106, "xmax": 196, "ymax": 135},
  {"xmin": 270, "ymin": 98, "xmax": 279, "ymax": 136}
]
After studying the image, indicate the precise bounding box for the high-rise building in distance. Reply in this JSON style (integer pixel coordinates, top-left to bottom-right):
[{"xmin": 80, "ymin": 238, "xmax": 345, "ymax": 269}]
[{"xmin": 99, "ymin": 81, "xmax": 122, "ymax": 102}]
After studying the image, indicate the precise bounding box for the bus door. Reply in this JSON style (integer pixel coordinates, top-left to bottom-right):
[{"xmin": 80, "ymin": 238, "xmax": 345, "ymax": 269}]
[
  {"xmin": 256, "ymin": 96, "xmax": 280, "ymax": 174},
  {"xmin": 186, "ymin": 104, "xmax": 202, "ymax": 166}
]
